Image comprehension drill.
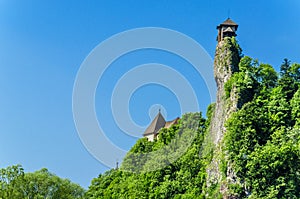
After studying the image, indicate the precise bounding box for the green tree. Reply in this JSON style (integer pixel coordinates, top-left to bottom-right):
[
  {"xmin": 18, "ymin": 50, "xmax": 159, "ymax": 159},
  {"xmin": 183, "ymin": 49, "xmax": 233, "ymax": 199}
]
[
  {"xmin": 23, "ymin": 168, "xmax": 85, "ymax": 199},
  {"xmin": 280, "ymin": 58, "xmax": 291, "ymax": 77},
  {"xmin": 246, "ymin": 128, "xmax": 300, "ymax": 198},
  {"xmin": 0, "ymin": 164, "xmax": 24, "ymax": 199},
  {"xmin": 278, "ymin": 59, "xmax": 299, "ymax": 100},
  {"xmin": 224, "ymin": 56, "xmax": 259, "ymax": 106},
  {"xmin": 256, "ymin": 63, "xmax": 278, "ymax": 90},
  {"xmin": 0, "ymin": 165, "xmax": 85, "ymax": 199},
  {"xmin": 289, "ymin": 63, "xmax": 300, "ymax": 81},
  {"xmin": 291, "ymin": 88, "xmax": 300, "ymax": 125}
]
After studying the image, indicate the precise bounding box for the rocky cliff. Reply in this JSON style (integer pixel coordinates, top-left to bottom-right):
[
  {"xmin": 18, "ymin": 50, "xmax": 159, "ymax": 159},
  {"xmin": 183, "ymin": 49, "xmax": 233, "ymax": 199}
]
[{"xmin": 206, "ymin": 37, "xmax": 241, "ymax": 197}]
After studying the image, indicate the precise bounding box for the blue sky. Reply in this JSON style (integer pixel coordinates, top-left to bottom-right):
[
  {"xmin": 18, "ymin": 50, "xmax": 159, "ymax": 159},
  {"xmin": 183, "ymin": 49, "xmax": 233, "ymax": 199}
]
[{"xmin": 0, "ymin": 0, "xmax": 299, "ymax": 188}]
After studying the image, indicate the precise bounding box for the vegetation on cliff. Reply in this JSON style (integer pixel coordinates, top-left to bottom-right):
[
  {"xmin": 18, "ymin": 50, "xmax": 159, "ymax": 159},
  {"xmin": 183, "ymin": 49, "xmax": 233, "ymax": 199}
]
[
  {"xmin": 85, "ymin": 112, "xmax": 211, "ymax": 198},
  {"xmin": 86, "ymin": 38, "xmax": 300, "ymax": 198},
  {"xmin": 224, "ymin": 57, "xmax": 300, "ymax": 198}
]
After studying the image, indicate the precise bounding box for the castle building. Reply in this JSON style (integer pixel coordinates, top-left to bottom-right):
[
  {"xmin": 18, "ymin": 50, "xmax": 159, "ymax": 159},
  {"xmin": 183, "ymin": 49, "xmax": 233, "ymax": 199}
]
[
  {"xmin": 217, "ymin": 18, "xmax": 238, "ymax": 42},
  {"xmin": 143, "ymin": 111, "xmax": 179, "ymax": 141}
]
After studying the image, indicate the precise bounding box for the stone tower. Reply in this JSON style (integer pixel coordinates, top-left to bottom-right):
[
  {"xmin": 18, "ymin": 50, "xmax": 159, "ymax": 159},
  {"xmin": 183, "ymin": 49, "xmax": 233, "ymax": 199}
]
[
  {"xmin": 217, "ymin": 18, "xmax": 239, "ymax": 43},
  {"xmin": 206, "ymin": 18, "xmax": 241, "ymax": 197},
  {"xmin": 213, "ymin": 18, "xmax": 240, "ymax": 145}
]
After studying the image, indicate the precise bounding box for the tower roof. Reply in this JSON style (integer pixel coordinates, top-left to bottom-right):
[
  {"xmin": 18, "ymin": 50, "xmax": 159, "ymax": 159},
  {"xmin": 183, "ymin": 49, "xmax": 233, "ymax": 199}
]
[
  {"xmin": 217, "ymin": 18, "xmax": 238, "ymax": 29},
  {"xmin": 143, "ymin": 111, "xmax": 166, "ymax": 136}
]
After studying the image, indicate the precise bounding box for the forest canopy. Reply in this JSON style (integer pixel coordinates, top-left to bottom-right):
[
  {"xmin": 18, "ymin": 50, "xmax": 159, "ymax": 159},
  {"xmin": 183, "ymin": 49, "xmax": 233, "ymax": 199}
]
[{"xmin": 0, "ymin": 165, "xmax": 85, "ymax": 199}]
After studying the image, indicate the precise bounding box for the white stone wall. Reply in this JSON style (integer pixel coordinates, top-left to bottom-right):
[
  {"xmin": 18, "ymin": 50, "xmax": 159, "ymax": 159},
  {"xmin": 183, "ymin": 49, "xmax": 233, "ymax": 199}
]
[{"xmin": 145, "ymin": 134, "xmax": 155, "ymax": 142}]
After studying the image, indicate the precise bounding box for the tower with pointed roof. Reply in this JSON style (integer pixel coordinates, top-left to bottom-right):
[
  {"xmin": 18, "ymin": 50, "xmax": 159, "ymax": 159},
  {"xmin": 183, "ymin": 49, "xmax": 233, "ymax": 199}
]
[
  {"xmin": 143, "ymin": 110, "xmax": 179, "ymax": 141},
  {"xmin": 206, "ymin": 18, "xmax": 241, "ymax": 196},
  {"xmin": 217, "ymin": 18, "xmax": 238, "ymax": 42}
]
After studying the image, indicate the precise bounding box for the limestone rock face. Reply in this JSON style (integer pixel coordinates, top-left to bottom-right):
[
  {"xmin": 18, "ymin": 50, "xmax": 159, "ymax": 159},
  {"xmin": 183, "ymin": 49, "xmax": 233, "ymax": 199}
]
[
  {"xmin": 212, "ymin": 38, "xmax": 240, "ymax": 145},
  {"xmin": 206, "ymin": 37, "xmax": 241, "ymax": 197}
]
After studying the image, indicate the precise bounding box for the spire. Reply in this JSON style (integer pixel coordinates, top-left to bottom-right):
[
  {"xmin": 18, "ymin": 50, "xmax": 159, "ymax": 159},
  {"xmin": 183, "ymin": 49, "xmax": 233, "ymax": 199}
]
[
  {"xmin": 143, "ymin": 111, "xmax": 166, "ymax": 136},
  {"xmin": 116, "ymin": 159, "xmax": 119, "ymax": 170}
]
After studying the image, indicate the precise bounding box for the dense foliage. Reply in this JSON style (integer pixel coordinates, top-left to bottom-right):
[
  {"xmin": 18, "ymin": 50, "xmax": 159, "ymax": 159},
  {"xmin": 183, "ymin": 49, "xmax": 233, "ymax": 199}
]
[
  {"xmin": 0, "ymin": 165, "xmax": 85, "ymax": 199},
  {"xmin": 224, "ymin": 58, "xmax": 300, "ymax": 198},
  {"xmin": 85, "ymin": 112, "xmax": 212, "ymax": 199}
]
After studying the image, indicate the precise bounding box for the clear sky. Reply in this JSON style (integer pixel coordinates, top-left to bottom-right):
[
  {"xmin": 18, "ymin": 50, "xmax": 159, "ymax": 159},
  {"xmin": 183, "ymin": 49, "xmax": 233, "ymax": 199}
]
[{"xmin": 0, "ymin": 0, "xmax": 299, "ymax": 188}]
